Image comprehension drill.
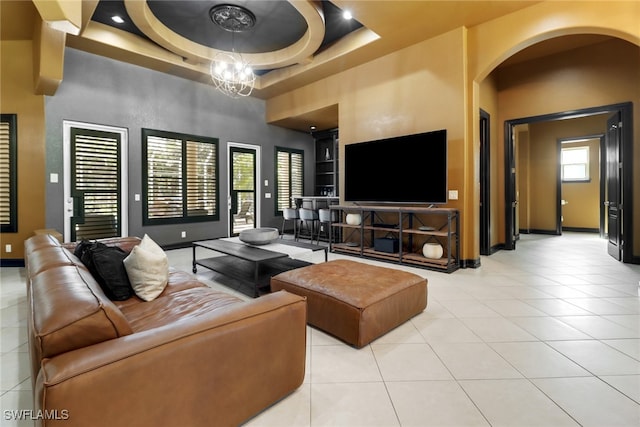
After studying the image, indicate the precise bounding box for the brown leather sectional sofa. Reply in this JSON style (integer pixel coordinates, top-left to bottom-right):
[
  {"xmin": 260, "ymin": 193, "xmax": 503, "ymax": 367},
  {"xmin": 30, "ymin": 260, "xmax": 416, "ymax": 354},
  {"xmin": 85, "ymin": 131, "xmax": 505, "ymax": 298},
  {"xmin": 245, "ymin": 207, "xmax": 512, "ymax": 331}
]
[{"xmin": 25, "ymin": 234, "xmax": 307, "ymax": 427}]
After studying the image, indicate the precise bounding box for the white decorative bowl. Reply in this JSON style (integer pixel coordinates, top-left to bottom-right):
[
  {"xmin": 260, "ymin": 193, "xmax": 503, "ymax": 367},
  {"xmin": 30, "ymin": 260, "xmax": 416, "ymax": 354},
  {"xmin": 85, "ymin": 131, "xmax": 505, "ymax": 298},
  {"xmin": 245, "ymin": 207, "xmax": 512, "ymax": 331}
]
[
  {"xmin": 422, "ymin": 242, "xmax": 443, "ymax": 259},
  {"xmin": 239, "ymin": 227, "xmax": 279, "ymax": 245},
  {"xmin": 345, "ymin": 213, "xmax": 362, "ymax": 226}
]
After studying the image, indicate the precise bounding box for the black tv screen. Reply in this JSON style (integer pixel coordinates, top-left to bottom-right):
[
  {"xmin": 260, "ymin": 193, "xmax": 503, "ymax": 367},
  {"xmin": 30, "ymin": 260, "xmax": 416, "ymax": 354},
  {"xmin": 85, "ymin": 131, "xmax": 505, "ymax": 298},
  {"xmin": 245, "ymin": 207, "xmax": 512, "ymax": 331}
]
[{"xmin": 344, "ymin": 129, "xmax": 447, "ymax": 204}]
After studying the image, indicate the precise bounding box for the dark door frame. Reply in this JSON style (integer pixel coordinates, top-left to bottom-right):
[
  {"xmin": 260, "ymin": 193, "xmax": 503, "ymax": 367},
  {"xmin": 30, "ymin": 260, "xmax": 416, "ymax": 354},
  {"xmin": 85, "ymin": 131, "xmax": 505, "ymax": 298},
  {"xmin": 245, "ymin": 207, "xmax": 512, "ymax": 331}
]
[
  {"xmin": 228, "ymin": 144, "xmax": 258, "ymax": 236},
  {"xmin": 556, "ymin": 134, "xmax": 605, "ymax": 236},
  {"xmin": 606, "ymin": 111, "xmax": 624, "ymax": 261},
  {"xmin": 504, "ymin": 102, "xmax": 633, "ymax": 262},
  {"xmin": 479, "ymin": 109, "xmax": 491, "ymax": 255},
  {"xmin": 63, "ymin": 121, "xmax": 129, "ymax": 242}
]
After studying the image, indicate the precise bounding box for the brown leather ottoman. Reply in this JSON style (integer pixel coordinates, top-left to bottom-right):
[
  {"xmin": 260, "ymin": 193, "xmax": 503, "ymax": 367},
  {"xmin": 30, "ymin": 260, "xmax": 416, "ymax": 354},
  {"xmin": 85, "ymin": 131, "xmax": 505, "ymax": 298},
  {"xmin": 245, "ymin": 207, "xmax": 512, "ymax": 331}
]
[{"xmin": 270, "ymin": 259, "xmax": 427, "ymax": 348}]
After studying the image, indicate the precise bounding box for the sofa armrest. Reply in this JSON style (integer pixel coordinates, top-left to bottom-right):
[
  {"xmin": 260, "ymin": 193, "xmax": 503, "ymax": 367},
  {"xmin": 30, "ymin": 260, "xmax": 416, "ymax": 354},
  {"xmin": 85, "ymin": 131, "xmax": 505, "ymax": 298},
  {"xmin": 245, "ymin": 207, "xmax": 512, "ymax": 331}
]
[{"xmin": 35, "ymin": 291, "xmax": 307, "ymax": 427}]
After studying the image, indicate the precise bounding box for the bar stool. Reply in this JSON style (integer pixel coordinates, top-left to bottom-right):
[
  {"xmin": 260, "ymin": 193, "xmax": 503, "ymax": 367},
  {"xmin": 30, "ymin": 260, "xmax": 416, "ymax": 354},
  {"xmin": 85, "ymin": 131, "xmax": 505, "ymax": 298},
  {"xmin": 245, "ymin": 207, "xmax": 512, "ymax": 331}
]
[
  {"xmin": 298, "ymin": 208, "xmax": 319, "ymax": 242},
  {"xmin": 317, "ymin": 208, "xmax": 332, "ymax": 244},
  {"xmin": 281, "ymin": 208, "xmax": 300, "ymax": 240}
]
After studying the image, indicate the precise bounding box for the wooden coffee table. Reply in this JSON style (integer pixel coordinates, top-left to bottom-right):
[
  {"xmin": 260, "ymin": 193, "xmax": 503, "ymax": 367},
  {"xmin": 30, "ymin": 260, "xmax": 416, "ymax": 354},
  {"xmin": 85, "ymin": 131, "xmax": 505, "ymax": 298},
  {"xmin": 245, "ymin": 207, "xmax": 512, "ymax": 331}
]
[{"xmin": 192, "ymin": 238, "xmax": 327, "ymax": 297}]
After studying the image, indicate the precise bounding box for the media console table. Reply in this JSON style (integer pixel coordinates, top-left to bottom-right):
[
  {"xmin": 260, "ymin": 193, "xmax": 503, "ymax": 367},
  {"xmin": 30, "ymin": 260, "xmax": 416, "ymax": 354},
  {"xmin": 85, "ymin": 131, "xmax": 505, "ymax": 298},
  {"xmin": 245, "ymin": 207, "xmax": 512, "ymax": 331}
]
[{"xmin": 329, "ymin": 205, "xmax": 459, "ymax": 273}]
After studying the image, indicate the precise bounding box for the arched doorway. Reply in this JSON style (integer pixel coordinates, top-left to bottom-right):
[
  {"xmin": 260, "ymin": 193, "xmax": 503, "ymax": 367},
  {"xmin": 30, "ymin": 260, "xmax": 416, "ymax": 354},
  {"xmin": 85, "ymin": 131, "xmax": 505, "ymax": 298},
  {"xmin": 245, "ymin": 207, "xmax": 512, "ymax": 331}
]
[{"xmin": 469, "ymin": 1, "xmax": 639, "ymax": 264}]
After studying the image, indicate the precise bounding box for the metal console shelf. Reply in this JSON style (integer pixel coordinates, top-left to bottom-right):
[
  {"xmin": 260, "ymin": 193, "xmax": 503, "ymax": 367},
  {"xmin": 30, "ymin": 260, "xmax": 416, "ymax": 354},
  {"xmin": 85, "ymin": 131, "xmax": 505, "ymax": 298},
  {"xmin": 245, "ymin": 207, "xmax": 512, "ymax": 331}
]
[{"xmin": 329, "ymin": 205, "xmax": 460, "ymax": 273}]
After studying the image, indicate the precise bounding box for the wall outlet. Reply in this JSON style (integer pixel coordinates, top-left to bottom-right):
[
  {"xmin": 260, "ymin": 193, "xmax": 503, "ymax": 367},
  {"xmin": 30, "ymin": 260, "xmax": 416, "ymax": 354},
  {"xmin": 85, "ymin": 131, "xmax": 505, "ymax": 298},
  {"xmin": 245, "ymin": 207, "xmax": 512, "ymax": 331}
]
[
  {"xmin": 448, "ymin": 190, "xmax": 459, "ymax": 200},
  {"xmin": 5, "ymin": 244, "xmax": 12, "ymax": 253},
  {"xmin": 181, "ymin": 231, "xmax": 186, "ymax": 238}
]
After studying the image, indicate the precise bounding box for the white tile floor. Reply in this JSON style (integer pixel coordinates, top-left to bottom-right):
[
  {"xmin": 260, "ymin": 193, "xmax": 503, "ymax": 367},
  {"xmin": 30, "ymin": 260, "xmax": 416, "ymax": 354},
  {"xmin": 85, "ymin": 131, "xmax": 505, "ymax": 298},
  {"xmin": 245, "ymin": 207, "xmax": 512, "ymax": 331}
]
[{"xmin": 2, "ymin": 233, "xmax": 640, "ymax": 426}]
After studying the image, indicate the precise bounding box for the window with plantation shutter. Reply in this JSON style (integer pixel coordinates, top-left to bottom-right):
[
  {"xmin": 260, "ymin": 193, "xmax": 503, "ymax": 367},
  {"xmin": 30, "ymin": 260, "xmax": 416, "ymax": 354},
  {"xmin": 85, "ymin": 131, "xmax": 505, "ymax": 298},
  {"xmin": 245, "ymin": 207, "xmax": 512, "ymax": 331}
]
[
  {"xmin": 186, "ymin": 140, "xmax": 217, "ymax": 216},
  {"xmin": 275, "ymin": 147, "xmax": 304, "ymax": 215},
  {"xmin": 0, "ymin": 114, "xmax": 17, "ymax": 233},
  {"xmin": 143, "ymin": 129, "xmax": 218, "ymax": 225}
]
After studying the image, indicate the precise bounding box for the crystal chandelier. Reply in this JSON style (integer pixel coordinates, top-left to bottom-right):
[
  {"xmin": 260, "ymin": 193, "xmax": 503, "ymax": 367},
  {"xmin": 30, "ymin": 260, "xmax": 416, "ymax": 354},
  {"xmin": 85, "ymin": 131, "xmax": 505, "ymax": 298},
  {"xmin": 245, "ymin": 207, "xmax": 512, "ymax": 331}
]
[{"xmin": 209, "ymin": 4, "xmax": 256, "ymax": 98}]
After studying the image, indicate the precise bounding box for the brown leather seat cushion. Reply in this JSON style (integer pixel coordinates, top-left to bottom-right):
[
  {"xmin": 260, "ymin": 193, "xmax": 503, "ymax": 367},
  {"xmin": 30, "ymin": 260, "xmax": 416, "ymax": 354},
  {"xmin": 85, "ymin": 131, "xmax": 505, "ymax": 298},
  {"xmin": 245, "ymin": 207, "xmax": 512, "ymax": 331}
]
[
  {"xmin": 120, "ymin": 287, "xmax": 244, "ymax": 332},
  {"xmin": 271, "ymin": 259, "xmax": 427, "ymax": 347},
  {"xmin": 30, "ymin": 265, "xmax": 134, "ymax": 360}
]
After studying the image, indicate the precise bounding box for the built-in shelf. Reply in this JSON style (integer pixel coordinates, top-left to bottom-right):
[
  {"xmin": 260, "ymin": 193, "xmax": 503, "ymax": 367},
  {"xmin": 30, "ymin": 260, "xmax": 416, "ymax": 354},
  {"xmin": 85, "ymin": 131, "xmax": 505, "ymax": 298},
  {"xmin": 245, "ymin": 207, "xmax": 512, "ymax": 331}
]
[{"xmin": 313, "ymin": 129, "xmax": 338, "ymax": 197}]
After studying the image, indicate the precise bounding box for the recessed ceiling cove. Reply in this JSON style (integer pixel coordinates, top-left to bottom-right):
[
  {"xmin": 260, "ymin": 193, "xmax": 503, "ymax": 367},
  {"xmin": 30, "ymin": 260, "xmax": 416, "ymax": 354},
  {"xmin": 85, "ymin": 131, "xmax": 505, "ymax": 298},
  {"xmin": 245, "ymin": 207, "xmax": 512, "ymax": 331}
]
[{"xmin": 124, "ymin": 0, "xmax": 325, "ymax": 70}]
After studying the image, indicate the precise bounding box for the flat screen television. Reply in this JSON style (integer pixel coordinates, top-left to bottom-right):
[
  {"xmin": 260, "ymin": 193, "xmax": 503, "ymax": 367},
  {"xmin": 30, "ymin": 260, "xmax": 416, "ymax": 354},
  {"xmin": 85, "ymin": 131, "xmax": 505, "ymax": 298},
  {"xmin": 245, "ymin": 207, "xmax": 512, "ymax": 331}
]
[{"xmin": 344, "ymin": 129, "xmax": 447, "ymax": 204}]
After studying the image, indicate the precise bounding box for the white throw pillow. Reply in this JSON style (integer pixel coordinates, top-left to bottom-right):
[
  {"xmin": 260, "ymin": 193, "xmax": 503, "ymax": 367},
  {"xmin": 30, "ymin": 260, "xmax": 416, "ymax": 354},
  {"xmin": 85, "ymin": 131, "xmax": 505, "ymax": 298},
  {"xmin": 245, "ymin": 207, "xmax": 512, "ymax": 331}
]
[{"xmin": 124, "ymin": 234, "xmax": 169, "ymax": 301}]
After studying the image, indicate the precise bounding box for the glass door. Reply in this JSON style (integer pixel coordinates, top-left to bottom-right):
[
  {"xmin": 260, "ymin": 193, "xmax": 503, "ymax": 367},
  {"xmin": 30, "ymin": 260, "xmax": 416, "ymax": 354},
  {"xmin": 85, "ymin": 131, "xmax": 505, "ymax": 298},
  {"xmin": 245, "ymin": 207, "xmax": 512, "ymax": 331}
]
[
  {"xmin": 64, "ymin": 122, "xmax": 128, "ymax": 242},
  {"xmin": 229, "ymin": 146, "xmax": 256, "ymax": 236}
]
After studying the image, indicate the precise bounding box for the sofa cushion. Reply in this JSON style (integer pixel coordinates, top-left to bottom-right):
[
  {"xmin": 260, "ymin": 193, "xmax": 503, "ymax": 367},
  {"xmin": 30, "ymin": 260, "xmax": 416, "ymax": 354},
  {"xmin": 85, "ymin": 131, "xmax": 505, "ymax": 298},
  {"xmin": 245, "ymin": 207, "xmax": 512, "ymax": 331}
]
[
  {"xmin": 81, "ymin": 242, "xmax": 134, "ymax": 301},
  {"xmin": 113, "ymin": 269, "xmax": 208, "ymax": 309},
  {"xmin": 26, "ymin": 246, "xmax": 86, "ymax": 278},
  {"xmin": 62, "ymin": 236, "xmax": 142, "ymax": 254},
  {"xmin": 24, "ymin": 234, "xmax": 61, "ymax": 256},
  {"xmin": 120, "ymin": 287, "xmax": 244, "ymax": 332},
  {"xmin": 30, "ymin": 265, "xmax": 133, "ymax": 359},
  {"xmin": 123, "ymin": 235, "xmax": 169, "ymax": 301}
]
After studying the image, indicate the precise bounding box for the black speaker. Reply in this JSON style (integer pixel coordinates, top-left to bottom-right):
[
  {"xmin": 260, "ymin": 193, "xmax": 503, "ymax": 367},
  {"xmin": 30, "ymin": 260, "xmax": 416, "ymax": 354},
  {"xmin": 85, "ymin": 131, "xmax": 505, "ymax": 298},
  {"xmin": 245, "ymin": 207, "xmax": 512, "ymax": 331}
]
[{"xmin": 374, "ymin": 238, "xmax": 399, "ymax": 253}]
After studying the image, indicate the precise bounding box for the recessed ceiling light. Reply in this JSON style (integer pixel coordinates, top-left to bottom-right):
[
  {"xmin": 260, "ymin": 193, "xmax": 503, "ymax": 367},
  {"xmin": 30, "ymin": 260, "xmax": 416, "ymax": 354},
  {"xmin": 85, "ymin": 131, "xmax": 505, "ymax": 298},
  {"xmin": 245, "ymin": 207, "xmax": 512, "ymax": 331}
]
[
  {"xmin": 342, "ymin": 10, "xmax": 353, "ymax": 20},
  {"xmin": 310, "ymin": 126, "xmax": 317, "ymax": 131},
  {"xmin": 111, "ymin": 15, "xmax": 125, "ymax": 24}
]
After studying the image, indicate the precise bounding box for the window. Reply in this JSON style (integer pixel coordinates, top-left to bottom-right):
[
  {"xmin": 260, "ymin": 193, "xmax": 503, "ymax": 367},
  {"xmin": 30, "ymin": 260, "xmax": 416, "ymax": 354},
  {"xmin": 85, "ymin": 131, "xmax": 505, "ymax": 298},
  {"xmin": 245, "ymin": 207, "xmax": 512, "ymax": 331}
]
[
  {"xmin": 0, "ymin": 114, "xmax": 17, "ymax": 233},
  {"xmin": 143, "ymin": 129, "xmax": 219, "ymax": 225},
  {"xmin": 561, "ymin": 146, "xmax": 590, "ymax": 182},
  {"xmin": 275, "ymin": 147, "xmax": 304, "ymax": 215}
]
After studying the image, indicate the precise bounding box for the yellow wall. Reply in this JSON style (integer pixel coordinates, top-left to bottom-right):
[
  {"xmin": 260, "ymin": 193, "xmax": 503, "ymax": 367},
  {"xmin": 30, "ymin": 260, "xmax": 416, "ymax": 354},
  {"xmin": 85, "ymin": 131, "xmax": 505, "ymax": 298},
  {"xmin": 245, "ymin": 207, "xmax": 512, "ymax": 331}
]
[
  {"xmin": 561, "ymin": 139, "xmax": 601, "ymax": 230},
  {"xmin": 516, "ymin": 116, "xmax": 610, "ymax": 233},
  {"xmin": 0, "ymin": 40, "xmax": 47, "ymax": 260},
  {"xmin": 268, "ymin": 27, "xmax": 466, "ymax": 147},
  {"xmin": 528, "ymin": 122, "xmax": 557, "ymax": 232},
  {"xmin": 524, "ymin": 117, "xmax": 607, "ymax": 232},
  {"xmin": 268, "ymin": 28, "xmax": 471, "ymax": 255},
  {"xmin": 516, "ymin": 127, "xmax": 604, "ymax": 234}
]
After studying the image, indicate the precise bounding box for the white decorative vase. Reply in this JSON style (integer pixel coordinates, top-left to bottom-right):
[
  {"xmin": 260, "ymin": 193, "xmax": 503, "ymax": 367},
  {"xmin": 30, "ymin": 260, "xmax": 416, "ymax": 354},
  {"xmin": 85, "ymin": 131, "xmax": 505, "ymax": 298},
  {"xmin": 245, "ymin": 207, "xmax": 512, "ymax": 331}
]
[
  {"xmin": 345, "ymin": 213, "xmax": 362, "ymax": 226},
  {"xmin": 422, "ymin": 242, "xmax": 443, "ymax": 259}
]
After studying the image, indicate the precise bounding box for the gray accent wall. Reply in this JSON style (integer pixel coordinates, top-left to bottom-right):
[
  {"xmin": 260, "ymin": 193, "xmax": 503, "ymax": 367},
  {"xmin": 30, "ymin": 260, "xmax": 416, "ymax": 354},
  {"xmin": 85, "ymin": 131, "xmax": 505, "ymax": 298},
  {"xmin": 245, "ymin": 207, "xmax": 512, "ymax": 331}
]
[{"xmin": 45, "ymin": 48, "xmax": 313, "ymax": 246}]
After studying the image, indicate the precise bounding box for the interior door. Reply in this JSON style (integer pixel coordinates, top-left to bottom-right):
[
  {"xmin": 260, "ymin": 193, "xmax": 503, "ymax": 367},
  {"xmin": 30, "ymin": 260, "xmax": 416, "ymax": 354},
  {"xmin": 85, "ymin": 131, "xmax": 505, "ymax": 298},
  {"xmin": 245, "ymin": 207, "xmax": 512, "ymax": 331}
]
[
  {"xmin": 605, "ymin": 112, "xmax": 622, "ymax": 260},
  {"xmin": 505, "ymin": 125, "xmax": 518, "ymax": 250},
  {"xmin": 229, "ymin": 145, "xmax": 257, "ymax": 236},
  {"xmin": 64, "ymin": 122, "xmax": 128, "ymax": 242},
  {"xmin": 479, "ymin": 110, "xmax": 490, "ymax": 255}
]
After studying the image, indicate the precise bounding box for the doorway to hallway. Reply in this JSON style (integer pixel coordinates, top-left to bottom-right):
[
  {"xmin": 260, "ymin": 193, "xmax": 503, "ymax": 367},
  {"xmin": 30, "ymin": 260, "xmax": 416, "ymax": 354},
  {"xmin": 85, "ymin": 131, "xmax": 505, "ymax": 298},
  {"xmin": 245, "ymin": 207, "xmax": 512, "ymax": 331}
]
[{"xmin": 504, "ymin": 102, "xmax": 633, "ymax": 263}]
